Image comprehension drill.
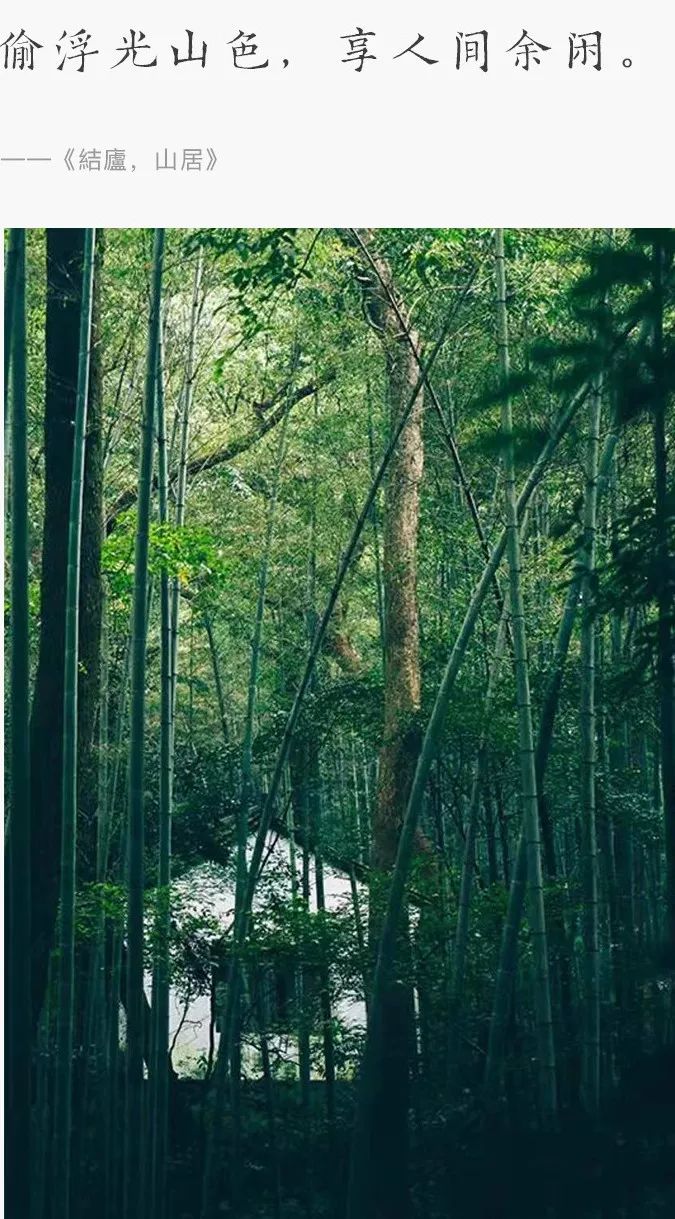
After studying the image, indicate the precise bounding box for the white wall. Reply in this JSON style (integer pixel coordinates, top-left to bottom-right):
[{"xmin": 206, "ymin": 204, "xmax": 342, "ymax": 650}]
[{"xmin": 163, "ymin": 833, "xmax": 366, "ymax": 1076}]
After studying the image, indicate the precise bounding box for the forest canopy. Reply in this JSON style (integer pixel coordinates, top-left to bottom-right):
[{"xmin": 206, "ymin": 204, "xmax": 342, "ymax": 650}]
[{"xmin": 4, "ymin": 226, "xmax": 675, "ymax": 1219}]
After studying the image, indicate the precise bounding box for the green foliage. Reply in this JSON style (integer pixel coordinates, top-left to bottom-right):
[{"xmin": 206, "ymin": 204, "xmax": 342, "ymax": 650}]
[
  {"xmin": 75, "ymin": 882, "xmax": 126, "ymax": 940},
  {"xmin": 185, "ymin": 228, "xmax": 302, "ymax": 339},
  {"xmin": 104, "ymin": 515, "xmax": 230, "ymax": 607}
]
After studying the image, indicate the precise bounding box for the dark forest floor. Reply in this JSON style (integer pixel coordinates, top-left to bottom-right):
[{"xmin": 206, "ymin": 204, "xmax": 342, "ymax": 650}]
[{"xmin": 159, "ymin": 1052, "xmax": 675, "ymax": 1219}]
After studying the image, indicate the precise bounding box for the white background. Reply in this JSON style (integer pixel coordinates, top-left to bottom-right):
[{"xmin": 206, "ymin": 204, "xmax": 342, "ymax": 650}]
[{"xmin": 0, "ymin": 0, "xmax": 673, "ymax": 228}]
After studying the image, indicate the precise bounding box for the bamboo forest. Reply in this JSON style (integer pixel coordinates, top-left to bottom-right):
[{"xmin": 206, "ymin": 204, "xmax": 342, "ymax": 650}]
[{"xmin": 4, "ymin": 227, "xmax": 675, "ymax": 1219}]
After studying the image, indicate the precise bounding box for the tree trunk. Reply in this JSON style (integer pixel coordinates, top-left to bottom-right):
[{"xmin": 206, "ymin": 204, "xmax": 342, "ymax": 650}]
[
  {"xmin": 494, "ymin": 228, "xmax": 557, "ymax": 1126},
  {"xmin": 6, "ymin": 228, "xmax": 32, "ymax": 1219},
  {"xmin": 651, "ymin": 239, "xmax": 675, "ymax": 953},
  {"xmin": 77, "ymin": 232, "xmax": 105, "ymax": 883},
  {"xmin": 124, "ymin": 228, "xmax": 164, "ymax": 1219},
  {"xmin": 30, "ymin": 229, "xmax": 104, "ymax": 1028},
  {"xmin": 169, "ymin": 248, "xmax": 203, "ymax": 729},
  {"xmin": 150, "ymin": 326, "xmax": 172, "ymax": 1219},
  {"xmin": 580, "ymin": 379, "xmax": 602, "ymax": 1113},
  {"xmin": 354, "ymin": 244, "xmax": 425, "ymax": 1219},
  {"xmin": 54, "ymin": 227, "xmax": 96, "ymax": 1219},
  {"xmin": 3, "ymin": 227, "xmax": 20, "ymax": 424}
]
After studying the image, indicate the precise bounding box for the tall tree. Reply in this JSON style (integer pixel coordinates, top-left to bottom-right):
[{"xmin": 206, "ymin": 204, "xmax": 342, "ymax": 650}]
[
  {"xmin": 150, "ymin": 328, "xmax": 173, "ymax": 1219},
  {"xmin": 651, "ymin": 236, "xmax": 675, "ymax": 953},
  {"xmin": 349, "ymin": 238, "xmax": 425, "ymax": 1219},
  {"xmin": 233, "ymin": 392, "xmax": 291, "ymax": 1204},
  {"xmin": 77, "ymin": 233, "xmax": 105, "ymax": 881},
  {"xmin": 29, "ymin": 230, "xmax": 104, "ymax": 1026},
  {"xmin": 53, "ymin": 227, "xmax": 96, "ymax": 1219},
  {"xmin": 124, "ymin": 228, "xmax": 165, "ymax": 1219},
  {"xmin": 369, "ymin": 251, "xmax": 424, "ymax": 1219},
  {"xmin": 493, "ymin": 228, "xmax": 557, "ymax": 1124},
  {"xmin": 6, "ymin": 228, "xmax": 32, "ymax": 1219},
  {"xmin": 169, "ymin": 249, "xmax": 203, "ymax": 727},
  {"xmin": 579, "ymin": 377, "xmax": 602, "ymax": 1113}
]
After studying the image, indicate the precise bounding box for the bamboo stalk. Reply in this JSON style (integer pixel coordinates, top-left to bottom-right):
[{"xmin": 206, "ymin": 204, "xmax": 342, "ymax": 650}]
[
  {"xmin": 7, "ymin": 227, "xmax": 32, "ymax": 1219},
  {"xmin": 53, "ymin": 227, "xmax": 96, "ymax": 1219},
  {"xmin": 124, "ymin": 228, "xmax": 165, "ymax": 1219}
]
